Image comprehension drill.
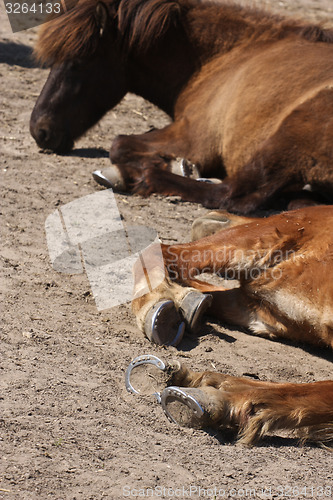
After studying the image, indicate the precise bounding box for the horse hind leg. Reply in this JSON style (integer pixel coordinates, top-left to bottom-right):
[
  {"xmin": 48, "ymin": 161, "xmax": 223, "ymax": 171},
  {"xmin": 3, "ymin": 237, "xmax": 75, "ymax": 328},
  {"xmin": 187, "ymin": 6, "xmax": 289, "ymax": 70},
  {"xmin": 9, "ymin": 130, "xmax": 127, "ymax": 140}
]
[
  {"xmin": 132, "ymin": 215, "xmax": 295, "ymax": 346},
  {"xmin": 126, "ymin": 355, "xmax": 333, "ymax": 445},
  {"xmin": 131, "ymin": 242, "xmax": 261, "ymax": 346},
  {"xmin": 162, "ymin": 369, "xmax": 333, "ymax": 445},
  {"xmin": 132, "ymin": 268, "xmax": 270, "ymax": 347},
  {"xmin": 126, "ymin": 355, "xmax": 226, "ymax": 429}
]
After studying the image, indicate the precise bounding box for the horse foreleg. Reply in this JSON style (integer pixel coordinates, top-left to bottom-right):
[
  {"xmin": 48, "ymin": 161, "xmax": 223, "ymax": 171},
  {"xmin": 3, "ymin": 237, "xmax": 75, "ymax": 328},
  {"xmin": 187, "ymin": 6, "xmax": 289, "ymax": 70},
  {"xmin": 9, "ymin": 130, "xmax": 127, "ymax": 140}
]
[
  {"xmin": 133, "ymin": 166, "xmax": 229, "ymax": 208},
  {"xmin": 159, "ymin": 209, "xmax": 333, "ymax": 345},
  {"xmin": 132, "ymin": 242, "xmax": 270, "ymax": 345},
  {"xmin": 132, "ymin": 212, "xmax": 294, "ymax": 345},
  {"xmin": 133, "ymin": 208, "xmax": 332, "ymax": 346},
  {"xmin": 94, "ymin": 123, "xmax": 208, "ymax": 192}
]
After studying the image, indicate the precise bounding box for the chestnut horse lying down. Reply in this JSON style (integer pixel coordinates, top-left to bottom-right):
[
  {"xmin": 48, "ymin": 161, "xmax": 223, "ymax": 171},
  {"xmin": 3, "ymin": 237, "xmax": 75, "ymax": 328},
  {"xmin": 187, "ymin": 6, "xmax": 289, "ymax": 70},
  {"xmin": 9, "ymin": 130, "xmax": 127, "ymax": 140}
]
[
  {"xmin": 127, "ymin": 205, "xmax": 333, "ymax": 445},
  {"xmin": 30, "ymin": 0, "xmax": 333, "ymax": 213}
]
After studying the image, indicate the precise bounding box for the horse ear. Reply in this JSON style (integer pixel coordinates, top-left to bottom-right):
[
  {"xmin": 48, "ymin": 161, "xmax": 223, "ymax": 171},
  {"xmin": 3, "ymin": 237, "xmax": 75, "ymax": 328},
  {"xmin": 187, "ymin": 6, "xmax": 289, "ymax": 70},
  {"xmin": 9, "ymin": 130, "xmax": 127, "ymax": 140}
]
[{"xmin": 95, "ymin": 2, "xmax": 109, "ymax": 37}]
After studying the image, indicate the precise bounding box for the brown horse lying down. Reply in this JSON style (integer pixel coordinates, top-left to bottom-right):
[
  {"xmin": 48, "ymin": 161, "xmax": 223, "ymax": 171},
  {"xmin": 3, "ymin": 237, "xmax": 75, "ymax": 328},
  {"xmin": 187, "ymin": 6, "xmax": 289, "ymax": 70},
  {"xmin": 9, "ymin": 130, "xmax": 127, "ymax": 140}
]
[
  {"xmin": 127, "ymin": 205, "xmax": 333, "ymax": 445},
  {"xmin": 31, "ymin": 0, "xmax": 333, "ymax": 213}
]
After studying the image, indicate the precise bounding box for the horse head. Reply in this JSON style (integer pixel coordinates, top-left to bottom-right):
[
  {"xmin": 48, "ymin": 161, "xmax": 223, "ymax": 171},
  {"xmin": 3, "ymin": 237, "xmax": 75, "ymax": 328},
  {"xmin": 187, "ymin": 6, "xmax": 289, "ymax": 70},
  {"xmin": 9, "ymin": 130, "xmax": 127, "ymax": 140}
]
[
  {"xmin": 30, "ymin": 1, "xmax": 127, "ymax": 153},
  {"xmin": 30, "ymin": 0, "xmax": 189, "ymax": 153}
]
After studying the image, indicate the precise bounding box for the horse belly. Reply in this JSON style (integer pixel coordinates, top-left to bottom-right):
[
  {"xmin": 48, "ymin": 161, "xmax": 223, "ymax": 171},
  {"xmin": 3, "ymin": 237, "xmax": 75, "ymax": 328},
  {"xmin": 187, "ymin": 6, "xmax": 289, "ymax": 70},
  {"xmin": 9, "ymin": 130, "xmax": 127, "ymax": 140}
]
[{"xmin": 251, "ymin": 251, "xmax": 333, "ymax": 347}]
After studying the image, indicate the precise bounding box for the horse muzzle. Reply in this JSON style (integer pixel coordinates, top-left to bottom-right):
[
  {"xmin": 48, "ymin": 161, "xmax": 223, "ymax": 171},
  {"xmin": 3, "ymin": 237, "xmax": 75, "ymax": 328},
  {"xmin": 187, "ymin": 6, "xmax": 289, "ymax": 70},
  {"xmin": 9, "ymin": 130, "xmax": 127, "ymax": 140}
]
[{"xmin": 30, "ymin": 113, "xmax": 74, "ymax": 153}]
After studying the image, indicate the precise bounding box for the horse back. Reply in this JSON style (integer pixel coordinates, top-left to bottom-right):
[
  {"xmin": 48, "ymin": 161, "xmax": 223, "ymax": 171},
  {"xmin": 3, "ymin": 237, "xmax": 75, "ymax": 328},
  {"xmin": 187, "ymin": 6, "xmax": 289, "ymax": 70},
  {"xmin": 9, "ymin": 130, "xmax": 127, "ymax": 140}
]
[{"xmin": 176, "ymin": 37, "xmax": 333, "ymax": 175}]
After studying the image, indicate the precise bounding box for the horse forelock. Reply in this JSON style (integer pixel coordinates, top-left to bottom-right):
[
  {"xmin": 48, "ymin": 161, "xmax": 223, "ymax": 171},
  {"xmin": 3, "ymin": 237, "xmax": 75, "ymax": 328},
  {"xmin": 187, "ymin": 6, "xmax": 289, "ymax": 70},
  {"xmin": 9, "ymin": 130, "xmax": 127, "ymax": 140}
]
[
  {"xmin": 34, "ymin": 0, "xmax": 188, "ymax": 66},
  {"xmin": 34, "ymin": 0, "xmax": 103, "ymax": 66}
]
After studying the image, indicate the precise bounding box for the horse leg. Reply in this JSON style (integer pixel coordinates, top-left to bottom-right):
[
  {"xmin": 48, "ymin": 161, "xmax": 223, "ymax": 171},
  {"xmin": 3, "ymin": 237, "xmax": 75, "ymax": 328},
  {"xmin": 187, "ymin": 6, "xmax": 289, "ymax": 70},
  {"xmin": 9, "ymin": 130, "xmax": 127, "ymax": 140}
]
[
  {"xmin": 167, "ymin": 367, "xmax": 333, "ymax": 445},
  {"xmin": 93, "ymin": 122, "xmax": 209, "ymax": 191},
  {"xmin": 94, "ymin": 157, "xmax": 227, "ymax": 208},
  {"xmin": 98, "ymin": 125, "xmax": 298, "ymax": 211},
  {"xmin": 114, "ymin": 155, "xmax": 294, "ymax": 212},
  {"xmin": 93, "ymin": 124, "xmax": 293, "ymax": 212},
  {"xmin": 134, "ymin": 208, "xmax": 332, "ymax": 346},
  {"xmin": 163, "ymin": 362, "xmax": 333, "ymax": 445},
  {"xmin": 132, "ymin": 211, "xmax": 260, "ymax": 345},
  {"xmin": 132, "ymin": 244, "xmax": 216, "ymax": 346},
  {"xmin": 125, "ymin": 120, "xmax": 329, "ymax": 212},
  {"xmin": 126, "ymin": 355, "xmax": 333, "ymax": 445},
  {"xmin": 132, "ymin": 233, "xmax": 281, "ymax": 346}
]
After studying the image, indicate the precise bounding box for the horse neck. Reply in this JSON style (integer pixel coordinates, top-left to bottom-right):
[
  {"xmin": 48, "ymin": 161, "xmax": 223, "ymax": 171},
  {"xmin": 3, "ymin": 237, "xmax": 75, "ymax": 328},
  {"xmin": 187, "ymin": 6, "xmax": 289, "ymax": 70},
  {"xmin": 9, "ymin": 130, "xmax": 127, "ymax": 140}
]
[{"xmin": 127, "ymin": 26, "xmax": 198, "ymax": 116}]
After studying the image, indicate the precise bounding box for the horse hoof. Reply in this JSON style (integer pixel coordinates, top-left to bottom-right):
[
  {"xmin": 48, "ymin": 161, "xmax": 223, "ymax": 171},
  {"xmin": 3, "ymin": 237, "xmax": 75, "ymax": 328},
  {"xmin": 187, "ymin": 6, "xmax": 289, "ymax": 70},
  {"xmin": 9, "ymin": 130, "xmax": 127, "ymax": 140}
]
[
  {"xmin": 144, "ymin": 300, "xmax": 185, "ymax": 346},
  {"xmin": 179, "ymin": 291, "xmax": 212, "ymax": 332},
  {"xmin": 92, "ymin": 165, "xmax": 126, "ymax": 191},
  {"xmin": 161, "ymin": 386, "xmax": 210, "ymax": 428},
  {"xmin": 125, "ymin": 354, "xmax": 167, "ymax": 401},
  {"xmin": 169, "ymin": 158, "xmax": 200, "ymax": 179},
  {"xmin": 191, "ymin": 212, "xmax": 232, "ymax": 240}
]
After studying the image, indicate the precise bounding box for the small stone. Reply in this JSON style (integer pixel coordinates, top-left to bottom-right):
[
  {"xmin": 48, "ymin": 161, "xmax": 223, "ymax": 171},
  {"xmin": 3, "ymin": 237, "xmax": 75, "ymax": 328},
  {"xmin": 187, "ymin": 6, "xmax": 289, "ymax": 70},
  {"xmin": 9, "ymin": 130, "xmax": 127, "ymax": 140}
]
[{"xmin": 22, "ymin": 331, "xmax": 33, "ymax": 338}]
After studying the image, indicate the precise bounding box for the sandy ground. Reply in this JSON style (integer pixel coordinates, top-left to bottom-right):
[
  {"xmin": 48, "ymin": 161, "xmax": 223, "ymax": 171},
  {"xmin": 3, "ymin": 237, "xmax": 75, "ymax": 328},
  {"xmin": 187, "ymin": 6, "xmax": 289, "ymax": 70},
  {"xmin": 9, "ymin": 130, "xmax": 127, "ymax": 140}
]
[{"xmin": 1, "ymin": 1, "xmax": 333, "ymax": 499}]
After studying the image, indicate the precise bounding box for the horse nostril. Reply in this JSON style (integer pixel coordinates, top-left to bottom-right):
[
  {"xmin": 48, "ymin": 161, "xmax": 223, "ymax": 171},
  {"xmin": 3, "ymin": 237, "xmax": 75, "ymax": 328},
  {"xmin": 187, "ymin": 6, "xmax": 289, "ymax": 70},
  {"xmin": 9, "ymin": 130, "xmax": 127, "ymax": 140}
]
[
  {"xmin": 37, "ymin": 128, "xmax": 48, "ymax": 144},
  {"xmin": 31, "ymin": 120, "xmax": 73, "ymax": 152}
]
